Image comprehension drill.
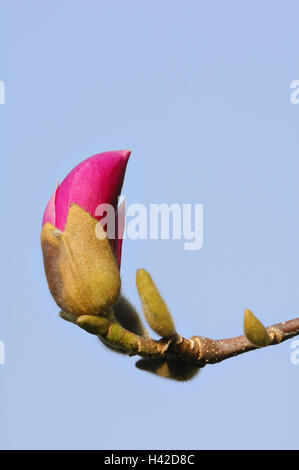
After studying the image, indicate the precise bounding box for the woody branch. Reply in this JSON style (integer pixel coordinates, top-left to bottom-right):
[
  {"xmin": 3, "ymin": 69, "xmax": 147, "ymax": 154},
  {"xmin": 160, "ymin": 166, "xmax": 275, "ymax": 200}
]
[{"xmin": 72, "ymin": 313, "xmax": 299, "ymax": 368}]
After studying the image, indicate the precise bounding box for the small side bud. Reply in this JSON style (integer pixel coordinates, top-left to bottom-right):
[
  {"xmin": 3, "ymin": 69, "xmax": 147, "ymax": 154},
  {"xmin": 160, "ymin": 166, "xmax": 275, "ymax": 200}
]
[
  {"xmin": 76, "ymin": 315, "xmax": 110, "ymax": 335},
  {"xmin": 244, "ymin": 309, "xmax": 272, "ymax": 347},
  {"xmin": 136, "ymin": 269, "xmax": 176, "ymax": 338},
  {"xmin": 136, "ymin": 358, "xmax": 200, "ymax": 381},
  {"xmin": 98, "ymin": 297, "xmax": 149, "ymax": 354},
  {"xmin": 113, "ymin": 296, "xmax": 148, "ymax": 338}
]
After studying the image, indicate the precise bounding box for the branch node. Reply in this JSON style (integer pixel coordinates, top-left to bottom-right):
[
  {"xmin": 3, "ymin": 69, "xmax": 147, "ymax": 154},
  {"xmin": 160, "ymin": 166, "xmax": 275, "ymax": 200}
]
[{"xmin": 267, "ymin": 326, "xmax": 284, "ymax": 344}]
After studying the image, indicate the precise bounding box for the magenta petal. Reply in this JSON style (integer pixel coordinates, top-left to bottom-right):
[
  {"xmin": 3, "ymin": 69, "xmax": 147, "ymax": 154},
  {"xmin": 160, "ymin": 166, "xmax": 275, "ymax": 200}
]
[
  {"xmin": 116, "ymin": 197, "xmax": 126, "ymax": 267},
  {"xmin": 55, "ymin": 150, "xmax": 130, "ymax": 232},
  {"xmin": 42, "ymin": 187, "xmax": 57, "ymax": 227}
]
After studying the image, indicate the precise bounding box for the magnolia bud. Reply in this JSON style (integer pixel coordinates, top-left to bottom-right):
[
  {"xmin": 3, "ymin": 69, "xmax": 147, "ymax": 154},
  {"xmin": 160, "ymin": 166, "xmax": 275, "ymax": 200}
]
[
  {"xmin": 244, "ymin": 309, "xmax": 272, "ymax": 347},
  {"xmin": 136, "ymin": 269, "xmax": 176, "ymax": 337},
  {"xmin": 41, "ymin": 150, "xmax": 130, "ymax": 316},
  {"xmin": 41, "ymin": 204, "xmax": 121, "ymax": 317}
]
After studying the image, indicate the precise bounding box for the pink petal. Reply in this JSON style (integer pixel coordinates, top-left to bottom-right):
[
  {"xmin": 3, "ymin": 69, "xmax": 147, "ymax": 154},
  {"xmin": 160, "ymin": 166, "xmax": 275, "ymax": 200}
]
[
  {"xmin": 42, "ymin": 187, "xmax": 57, "ymax": 227},
  {"xmin": 116, "ymin": 197, "xmax": 126, "ymax": 268}
]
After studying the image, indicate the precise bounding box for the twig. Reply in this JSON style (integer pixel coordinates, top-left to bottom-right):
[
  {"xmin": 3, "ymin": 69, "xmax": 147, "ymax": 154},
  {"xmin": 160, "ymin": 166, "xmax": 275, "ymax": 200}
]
[{"xmin": 75, "ymin": 314, "xmax": 299, "ymax": 368}]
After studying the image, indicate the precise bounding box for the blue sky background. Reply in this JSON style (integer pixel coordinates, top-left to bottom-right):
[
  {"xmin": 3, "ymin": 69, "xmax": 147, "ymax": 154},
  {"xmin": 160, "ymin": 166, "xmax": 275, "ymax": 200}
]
[{"xmin": 0, "ymin": 0, "xmax": 299, "ymax": 450}]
